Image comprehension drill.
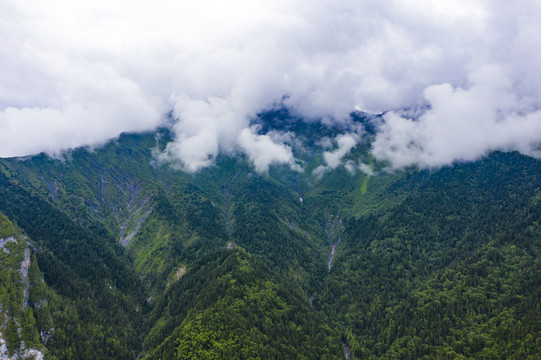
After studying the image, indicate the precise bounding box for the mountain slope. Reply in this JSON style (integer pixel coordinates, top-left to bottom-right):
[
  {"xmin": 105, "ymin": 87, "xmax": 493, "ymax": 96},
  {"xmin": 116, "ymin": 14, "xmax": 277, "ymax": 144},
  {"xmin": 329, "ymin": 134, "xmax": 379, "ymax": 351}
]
[
  {"xmin": 0, "ymin": 118, "xmax": 540, "ymax": 359},
  {"xmin": 0, "ymin": 166, "xmax": 145, "ymax": 359},
  {"xmin": 317, "ymin": 152, "xmax": 541, "ymax": 358},
  {"xmin": 0, "ymin": 213, "xmax": 46, "ymax": 359},
  {"xmin": 145, "ymin": 247, "xmax": 341, "ymax": 359},
  {"xmin": 0, "ymin": 129, "xmax": 346, "ymax": 358}
]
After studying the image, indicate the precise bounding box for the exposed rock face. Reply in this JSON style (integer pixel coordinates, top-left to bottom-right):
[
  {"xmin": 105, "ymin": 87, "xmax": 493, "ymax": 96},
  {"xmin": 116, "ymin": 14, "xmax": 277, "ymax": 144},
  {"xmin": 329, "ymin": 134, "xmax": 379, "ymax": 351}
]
[
  {"xmin": 343, "ymin": 342, "xmax": 351, "ymax": 360},
  {"xmin": 119, "ymin": 207, "xmax": 153, "ymax": 247},
  {"xmin": 18, "ymin": 348, "xmax": 44, "ymax": 360},
  {"xmin": 324, "ymin": 215, "xmax": 344, "ymax": 271},
  {"xmin": 20, "ymin": 249, "xmax": 30, "ymax": 310},
  {"xmin": 0, "ymin": 234, "xmax": 45, "ymax": 360},
  {"xmin": 0, "ymin": 335, "xmax": 44, "ymax": 360},
  {"xmin": 175, "ymin": 266, "xmax": 186, "ymax": 280},
  {"xmin": 39, "ymin": 330, "xmax": 52, "ymax": 345},
  {"xmin": 0, "ymin": 337, "xmax": 10, "ymax": 360},
  {"xmin": 0, "ymin": 237, "xmax": 17, "ymax": 254}
]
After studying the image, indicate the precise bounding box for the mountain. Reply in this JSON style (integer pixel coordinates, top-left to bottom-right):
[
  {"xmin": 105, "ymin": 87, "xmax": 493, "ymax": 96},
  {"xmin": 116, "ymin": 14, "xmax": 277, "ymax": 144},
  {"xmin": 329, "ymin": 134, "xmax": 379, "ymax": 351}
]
[
  {"xmin": 0, "ymin": 112, "xmax": 540, "ymax": 359},
  {"xmin": 0, "ymin": 212, "xmax": 47, "ymax": 359}
]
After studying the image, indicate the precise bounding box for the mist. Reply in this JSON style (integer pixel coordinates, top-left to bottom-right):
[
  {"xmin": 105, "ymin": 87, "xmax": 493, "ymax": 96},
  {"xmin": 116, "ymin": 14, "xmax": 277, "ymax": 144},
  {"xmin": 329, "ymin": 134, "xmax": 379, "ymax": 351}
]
[{"xmin": 1, "ymin": 0, "xmax": 540, "ymax": 170}]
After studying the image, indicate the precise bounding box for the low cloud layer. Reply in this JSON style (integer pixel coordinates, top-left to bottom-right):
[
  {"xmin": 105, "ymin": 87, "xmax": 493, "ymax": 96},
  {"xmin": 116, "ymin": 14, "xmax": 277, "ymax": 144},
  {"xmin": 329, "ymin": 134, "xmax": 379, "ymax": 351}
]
[
  {"xmin": 238, "ymin": 127, "xmax": 299, "ymax": 173},
  {"xmin": 1, "ymin": 0, "xmax": 541, "ymax": 170},
  {"xmin": 372, "ymin": 66, "xmax": 541, "ymax": 168},
  {"xmin": 314, "ymin": 133, "xmax": 360, "ymax": 176}
]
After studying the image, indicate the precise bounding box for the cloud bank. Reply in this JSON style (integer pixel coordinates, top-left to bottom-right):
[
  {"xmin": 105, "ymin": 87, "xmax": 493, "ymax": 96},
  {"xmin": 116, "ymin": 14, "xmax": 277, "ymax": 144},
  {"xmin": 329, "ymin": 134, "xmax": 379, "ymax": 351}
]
[
  {"xmin": 372, "ymin": 66, "xmax": 541, "ymax": 168},
  {"xmin": 314, "ymin": 133, "xmax": 360, "ymax": 176},
  {"xmin": 1, "ymin": 0, "xmax": 541, "ymax": 170}
]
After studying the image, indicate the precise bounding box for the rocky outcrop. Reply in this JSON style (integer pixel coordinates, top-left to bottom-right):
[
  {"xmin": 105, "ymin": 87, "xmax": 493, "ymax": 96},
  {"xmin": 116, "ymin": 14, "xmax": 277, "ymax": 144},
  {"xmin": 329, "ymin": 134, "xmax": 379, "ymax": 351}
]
[
  {"xmin": 0, "ymin": 335, "xmax": 44, "ymax": 360},
  {"xmin": 0, "ymin": 237, "xmax": 17, "ymax": 255},
  {"xmin": 20, "ymin": 249, "xmax": 30, "ymax": 311}
]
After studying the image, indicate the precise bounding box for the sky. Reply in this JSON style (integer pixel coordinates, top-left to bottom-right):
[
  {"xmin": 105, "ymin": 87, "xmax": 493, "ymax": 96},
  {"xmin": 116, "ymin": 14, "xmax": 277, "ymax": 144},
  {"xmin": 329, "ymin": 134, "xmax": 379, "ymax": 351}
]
[{"xmin": 1, "ymin": 0, "xmax": 541, "ymax": 171}]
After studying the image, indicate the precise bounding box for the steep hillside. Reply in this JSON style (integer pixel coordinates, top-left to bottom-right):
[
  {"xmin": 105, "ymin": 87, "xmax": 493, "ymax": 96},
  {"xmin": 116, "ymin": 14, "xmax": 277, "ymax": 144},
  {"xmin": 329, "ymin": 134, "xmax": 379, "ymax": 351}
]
[
  {"xmin": 0, "ymin": 127, "xmax": 346, "ymax": 358},
  {"xmin": 144, "ymin": 247, "xmax": 341, "ymax": 359},
  {"xmin": 0, "ymin": 213, "xmax": 46, "ymax": 359},
  {"xmin": 0, "ymin": 116, "xmax": 540, "ymax": 359},
  {"xmin": 316, "ymin": 152, "xmax": 541, "ymax": 359},
  {"xmin": 0, "ymin": 168, "xmax": 146, "ymax": 359}
]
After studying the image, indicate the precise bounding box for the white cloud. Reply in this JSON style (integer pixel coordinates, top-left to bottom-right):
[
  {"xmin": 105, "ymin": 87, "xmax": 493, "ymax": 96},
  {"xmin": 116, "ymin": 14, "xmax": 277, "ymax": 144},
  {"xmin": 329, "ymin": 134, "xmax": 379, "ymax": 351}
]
[
  {"xmin": 317, "ymin": 137, "xmax": 333, "ymax": 150},
  {"xmin": 323, "ymin": 134, "xmax": 358, "ymax": 169},
  {"xmin": 359, "ymin": 163, "xmax": 374, "ymax": 176},
  {"xmin": 237, "ymin": 127, "xmax": 298, "ymax": 172},
  {"xmin": 0, "ymin": 0, "xmax": 540, "ymax": 169},
  {"xmin": 314, "ymin": 133, "xmax": 359, "ymax": 176},
  {"xmin": 372, "ymin": 65, "xmax": 541, "ymax": 168},
  {"xmin": 0, "ymin": 70, "xmax": 162, "ymax": 157}
]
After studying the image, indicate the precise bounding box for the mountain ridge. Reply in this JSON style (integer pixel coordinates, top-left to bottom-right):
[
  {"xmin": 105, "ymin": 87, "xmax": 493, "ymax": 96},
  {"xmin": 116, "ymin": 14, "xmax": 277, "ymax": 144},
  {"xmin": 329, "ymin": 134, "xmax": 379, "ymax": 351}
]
[{"xmin": 0, "ymin": 117, "xmax": 540, "ymax": 359}]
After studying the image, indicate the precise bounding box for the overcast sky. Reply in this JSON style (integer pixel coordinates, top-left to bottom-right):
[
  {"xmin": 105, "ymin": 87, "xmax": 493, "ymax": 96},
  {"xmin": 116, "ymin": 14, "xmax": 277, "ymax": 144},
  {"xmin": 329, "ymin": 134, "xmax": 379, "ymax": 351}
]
[{"xmin": 1, "ymin": 0, "xmax": 540, "ymax": 170}]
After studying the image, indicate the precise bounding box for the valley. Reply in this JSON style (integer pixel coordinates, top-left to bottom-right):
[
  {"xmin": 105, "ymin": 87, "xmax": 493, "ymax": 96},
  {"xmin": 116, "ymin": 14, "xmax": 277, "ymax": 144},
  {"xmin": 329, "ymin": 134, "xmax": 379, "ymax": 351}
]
[
  {"xmin": 3, "ymin": 0, "xmax": 541, "ymax": 358},
  {"xmin": 0, "ymin": 116, "xmax": 540, "ymax": 359}
]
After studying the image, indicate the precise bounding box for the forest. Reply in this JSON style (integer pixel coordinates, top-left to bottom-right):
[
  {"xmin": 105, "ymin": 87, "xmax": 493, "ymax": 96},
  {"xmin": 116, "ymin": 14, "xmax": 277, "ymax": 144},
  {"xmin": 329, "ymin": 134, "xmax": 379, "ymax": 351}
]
[{"xmin": 0, "ymin": 118, "xmax": 540, "ymax": 359}]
